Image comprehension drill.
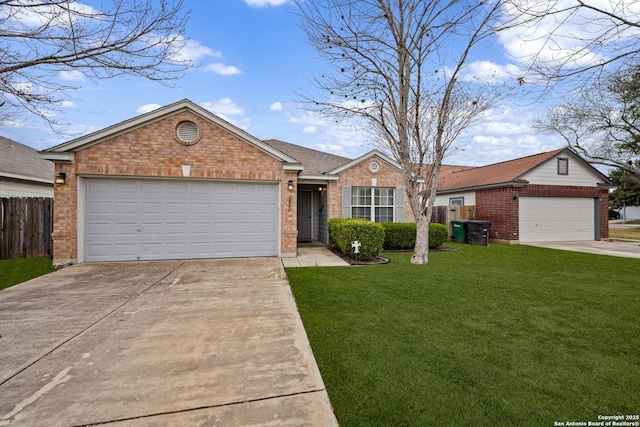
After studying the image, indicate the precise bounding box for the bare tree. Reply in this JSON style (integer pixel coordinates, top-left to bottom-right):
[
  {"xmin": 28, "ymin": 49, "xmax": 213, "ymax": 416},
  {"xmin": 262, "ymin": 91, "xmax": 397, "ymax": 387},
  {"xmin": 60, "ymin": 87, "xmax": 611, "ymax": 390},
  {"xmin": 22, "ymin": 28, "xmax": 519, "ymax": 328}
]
[
  {"xmin": 533, "ymin": 67, "xmax": 640, "ymax": 179},
  {"xmin": 0, "ymin": 0, "xmax": 190, "ymax": 128},
  {"xmin": 297, "ymin": 0, "xmax": 516, "ymax": 264},
  {"xmin": 507, "ymin": 0, "xmax": 640, "ymax": 86}
]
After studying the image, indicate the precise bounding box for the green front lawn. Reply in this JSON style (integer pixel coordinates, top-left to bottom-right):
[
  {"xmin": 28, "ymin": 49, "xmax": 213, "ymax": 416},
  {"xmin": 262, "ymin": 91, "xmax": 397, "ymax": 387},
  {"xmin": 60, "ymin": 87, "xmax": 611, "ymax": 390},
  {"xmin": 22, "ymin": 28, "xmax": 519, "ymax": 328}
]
[
  {"xmin": 287, "ymin": 245, "xmax": 640, "ymax": 426},
  {"xmin": 0, "ymin": 257, "xmax": 55, "ymax": 291}
]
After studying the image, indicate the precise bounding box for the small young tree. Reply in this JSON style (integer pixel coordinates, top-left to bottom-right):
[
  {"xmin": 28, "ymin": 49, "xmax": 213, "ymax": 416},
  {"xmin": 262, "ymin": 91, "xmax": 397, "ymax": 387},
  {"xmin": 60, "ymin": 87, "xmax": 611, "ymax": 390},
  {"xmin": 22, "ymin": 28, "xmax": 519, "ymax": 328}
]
[
  {"xmin": 297, "ymin": 0, "xmax": 515, "ymax": 264},
  {"xmin": 0, "ymin": 0, "xmax": 190, "ymax": 128}
]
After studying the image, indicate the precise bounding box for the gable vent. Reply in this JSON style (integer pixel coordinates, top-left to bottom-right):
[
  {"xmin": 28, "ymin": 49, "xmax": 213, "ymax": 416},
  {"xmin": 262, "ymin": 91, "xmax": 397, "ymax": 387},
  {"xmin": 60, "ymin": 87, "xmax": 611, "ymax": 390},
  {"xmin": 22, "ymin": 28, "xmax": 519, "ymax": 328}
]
[{"xmin": 177, "ymin": 121, "xmax": 199, "ymax": 144}]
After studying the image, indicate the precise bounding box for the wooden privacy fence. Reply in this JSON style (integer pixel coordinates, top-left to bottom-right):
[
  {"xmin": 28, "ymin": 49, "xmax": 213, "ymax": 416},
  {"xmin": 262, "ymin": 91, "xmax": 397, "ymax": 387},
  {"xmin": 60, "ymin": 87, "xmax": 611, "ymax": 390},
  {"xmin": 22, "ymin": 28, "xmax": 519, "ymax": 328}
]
[
  {"xmin": 1, "ymin": 197, "xmax": 53, "ymax": 259},
  {"xmin": 432, "ymin": 205, "xmax": 476, "ymax": 236}
]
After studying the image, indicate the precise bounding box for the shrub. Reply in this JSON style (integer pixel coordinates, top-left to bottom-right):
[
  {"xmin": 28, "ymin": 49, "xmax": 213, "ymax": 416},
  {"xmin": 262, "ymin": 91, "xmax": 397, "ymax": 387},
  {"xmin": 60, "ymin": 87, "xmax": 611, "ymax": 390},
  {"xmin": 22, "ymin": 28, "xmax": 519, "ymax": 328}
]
[
  {"xmin": 381, "ymin": 222, "xmax": 416, "ymax": 250},
  {"xmin": 328, "ymin": 218, "xmax": 385, "ymax": 259},
  {"xmin": 381, "ymin": 222, "xmax": 449, "ymax": 250},
  {"xmin": 429, "ymin": 223, "xmax": 449, "ymax": 249}
]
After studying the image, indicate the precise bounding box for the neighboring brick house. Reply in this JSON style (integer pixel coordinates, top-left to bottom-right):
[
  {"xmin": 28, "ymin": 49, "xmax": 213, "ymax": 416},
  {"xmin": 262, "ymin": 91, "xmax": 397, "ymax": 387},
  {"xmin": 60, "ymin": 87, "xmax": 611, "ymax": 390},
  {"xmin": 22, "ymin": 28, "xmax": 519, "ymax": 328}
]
[
  {"xmin": 435, "ymin": 149, "xmax": 615, "ymax": 244},
  {"xmin": 40, "ymin": 99, "xmax": 412, "ymax": 264}
]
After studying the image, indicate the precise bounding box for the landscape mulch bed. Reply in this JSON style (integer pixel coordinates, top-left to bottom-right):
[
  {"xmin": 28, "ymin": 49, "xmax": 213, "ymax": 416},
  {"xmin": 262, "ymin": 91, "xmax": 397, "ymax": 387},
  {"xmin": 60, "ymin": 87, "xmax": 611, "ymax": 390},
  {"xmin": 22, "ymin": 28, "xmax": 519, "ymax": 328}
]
[{"xmin": 332, "ymin": 245, "xmax": 459, "ymax": 265}]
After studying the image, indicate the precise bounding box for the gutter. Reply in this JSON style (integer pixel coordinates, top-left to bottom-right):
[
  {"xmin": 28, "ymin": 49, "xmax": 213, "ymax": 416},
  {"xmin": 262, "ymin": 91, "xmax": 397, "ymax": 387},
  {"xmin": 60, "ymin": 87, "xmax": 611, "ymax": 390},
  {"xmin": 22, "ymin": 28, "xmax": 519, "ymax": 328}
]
[{"xmin": 437, "ymin": 181, "xmax": 529, "ymax": 194}]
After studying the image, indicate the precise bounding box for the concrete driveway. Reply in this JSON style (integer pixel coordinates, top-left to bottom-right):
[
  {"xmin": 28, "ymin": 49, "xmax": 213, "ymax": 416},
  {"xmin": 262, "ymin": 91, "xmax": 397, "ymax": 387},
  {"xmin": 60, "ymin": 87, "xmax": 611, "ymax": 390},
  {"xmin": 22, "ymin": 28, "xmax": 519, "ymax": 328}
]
[
  {"xmin": 524, "ymin": 240, "xmax": 640, "ymax": 259},
  {"xmin": 0, "ymin": 259, "xmax": 337, "ymax": 426}
]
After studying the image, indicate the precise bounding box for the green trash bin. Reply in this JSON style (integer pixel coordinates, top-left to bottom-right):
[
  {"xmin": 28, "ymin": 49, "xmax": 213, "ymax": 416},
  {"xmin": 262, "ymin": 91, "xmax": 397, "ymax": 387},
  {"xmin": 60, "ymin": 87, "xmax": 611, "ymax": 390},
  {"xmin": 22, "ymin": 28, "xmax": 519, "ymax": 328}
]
[{"xmin": 451, "ymin": 220, "xmax": 467, "ymax": 243}]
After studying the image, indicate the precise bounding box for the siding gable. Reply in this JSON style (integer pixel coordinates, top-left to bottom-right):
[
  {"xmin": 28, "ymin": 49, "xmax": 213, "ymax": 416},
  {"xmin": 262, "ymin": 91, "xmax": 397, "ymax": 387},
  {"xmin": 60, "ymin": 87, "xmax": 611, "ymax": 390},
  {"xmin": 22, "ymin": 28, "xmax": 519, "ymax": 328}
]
[{"xmin": 521, "ymin": 155, "xmax": 604, "ymax": 187}]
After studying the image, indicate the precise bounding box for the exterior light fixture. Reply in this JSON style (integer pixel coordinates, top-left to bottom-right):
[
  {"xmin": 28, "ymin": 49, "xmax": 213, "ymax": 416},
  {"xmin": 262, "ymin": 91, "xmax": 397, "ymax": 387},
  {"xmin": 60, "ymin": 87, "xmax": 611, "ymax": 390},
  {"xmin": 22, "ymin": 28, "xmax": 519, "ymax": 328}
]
[
  {"xmin": 55, "ymin": 172, "xmax": 66, "ymax": 185},
  {"xmin": 288, "ymin": 180, "xmax": 294, "ymax": 191}
]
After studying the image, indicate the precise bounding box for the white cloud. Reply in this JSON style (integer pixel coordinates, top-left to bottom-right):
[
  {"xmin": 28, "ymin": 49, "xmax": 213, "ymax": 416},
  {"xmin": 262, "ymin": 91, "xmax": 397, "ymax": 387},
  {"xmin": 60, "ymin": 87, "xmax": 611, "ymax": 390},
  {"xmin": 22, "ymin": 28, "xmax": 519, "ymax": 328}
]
[
  {"xmin": 203, "ymin": 63, "xmax": 243, "ymax": 75},
  {"xmin": 59, "ymin": 70, "xmax": 85, "ymax": 81},
  {"xmin": 244, "ymin": 0, "xmax": 289, "ymax": 7},
  {"xmin": 286, "ymin": 110, "xmax": 371, "ymax": 158},
  {"xmin": 60, "ymin": 100, "xmax": 78, "ymax": 108},
  {"xmin": 136, "ymin": 103, "xmax": 162, "ymax": 114},
  {"xmin": 496, "ymin": 1, "xmax": 639, "ymax": 72},
  {"xmin": 460, "ymin": 61, "xmax": 522, "ymax": 84},
  {"xmin": 172, "ymin": 37, "xmax": 222, "ymax": 63},
  {"xmin": 269, "ymin": 102, "xmax": 283, "ymax": 111},
  {"xmin": 215, "ymin": 114, "xmax": 252, "ymax": 130},
  {"xmin": 1, "ymin": 1, "xmax": 99, "ymax": 28},
  {"xmin": 446, "ymin": 104, "xmax": 561, "ymax": 166},
  {"xmin": 200, "ymin": 98, "xmax": 244, "ymax": 116},
  {"xmin": 288, "ymin": 110, "xmax": 330, "ymax": 127}
]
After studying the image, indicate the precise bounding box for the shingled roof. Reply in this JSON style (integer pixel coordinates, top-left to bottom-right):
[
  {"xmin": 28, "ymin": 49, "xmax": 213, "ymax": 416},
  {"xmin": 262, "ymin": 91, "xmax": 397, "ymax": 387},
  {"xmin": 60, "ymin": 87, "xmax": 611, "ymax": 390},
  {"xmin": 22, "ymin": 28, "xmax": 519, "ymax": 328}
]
[
  {"xmin": 438, "ymin": 148, "xmax": 569, "ymax": 191},
  {"xmin": 0, "ymin": 136, "xmax": 54, "ymax": 183},
  {"xmin": 263, "ymin": 139, "xmax": 351, "ymax": 177}
]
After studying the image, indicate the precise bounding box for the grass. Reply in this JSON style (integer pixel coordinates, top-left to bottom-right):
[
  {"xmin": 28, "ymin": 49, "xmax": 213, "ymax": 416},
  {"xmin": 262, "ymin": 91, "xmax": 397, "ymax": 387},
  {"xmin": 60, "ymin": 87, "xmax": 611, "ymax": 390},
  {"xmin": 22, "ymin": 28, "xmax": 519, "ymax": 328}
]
[
  {"xmin": 609, "ymin": 224, "xmax": 640, "ymax": 240},
  {"xmin": 287, "ymin": 244, "xmax": 640, "ymax": 426},
  {"xmin": 0, "ymin": 257, "xmax": 55, "ymax": 291}
]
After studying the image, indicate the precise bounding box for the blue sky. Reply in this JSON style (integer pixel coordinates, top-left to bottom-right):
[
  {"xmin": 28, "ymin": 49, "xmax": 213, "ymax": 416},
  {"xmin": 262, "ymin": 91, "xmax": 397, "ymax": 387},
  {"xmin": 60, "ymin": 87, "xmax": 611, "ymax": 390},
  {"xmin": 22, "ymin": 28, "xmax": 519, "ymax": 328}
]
[{"xmin": 1, "ymin": 0, "xmax": 618, "ymax": 166}]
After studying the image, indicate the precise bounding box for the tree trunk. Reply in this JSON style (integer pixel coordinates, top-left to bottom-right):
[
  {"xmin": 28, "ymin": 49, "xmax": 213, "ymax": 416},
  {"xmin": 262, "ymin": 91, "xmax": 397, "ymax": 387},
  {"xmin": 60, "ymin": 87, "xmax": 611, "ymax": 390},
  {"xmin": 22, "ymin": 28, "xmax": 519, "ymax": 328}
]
[{"xmin": 411, "ymin": 215, "xmax": 430, "ymax": 264}]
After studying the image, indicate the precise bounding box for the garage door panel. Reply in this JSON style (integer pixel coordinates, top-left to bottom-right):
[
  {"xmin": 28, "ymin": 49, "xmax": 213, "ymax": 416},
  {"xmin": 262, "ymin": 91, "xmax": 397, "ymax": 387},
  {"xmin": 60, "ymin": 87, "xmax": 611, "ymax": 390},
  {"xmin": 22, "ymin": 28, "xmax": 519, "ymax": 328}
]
[
  {"xmin": 113, "ymin": 243, "xmax": 139, "ymax": 257},
  {"xmin": 114, "ymin": 201, "xmax": 138, "ymax": 214},
  {"xmin": 519, "ymin": 197, "xmax": 595, "ymax": 243},
  {"xmin": 84, "ymin": 179, "xmax": 279, "ymax": 261},
  {"xmin": 140, "ymin": 202, "xmax": 163, "ymax": 213},
  {"xmin": 115, "ymin": 181, "xmax": 139, "ymax": 193}
]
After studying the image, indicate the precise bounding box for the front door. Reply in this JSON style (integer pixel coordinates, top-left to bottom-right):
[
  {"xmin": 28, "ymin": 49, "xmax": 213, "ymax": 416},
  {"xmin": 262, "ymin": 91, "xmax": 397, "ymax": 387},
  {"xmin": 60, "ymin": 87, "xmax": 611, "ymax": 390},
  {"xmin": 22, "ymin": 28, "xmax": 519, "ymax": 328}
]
[{"xmin": 297, "ymin": 190, "xmax": 312, "ymax": 241}]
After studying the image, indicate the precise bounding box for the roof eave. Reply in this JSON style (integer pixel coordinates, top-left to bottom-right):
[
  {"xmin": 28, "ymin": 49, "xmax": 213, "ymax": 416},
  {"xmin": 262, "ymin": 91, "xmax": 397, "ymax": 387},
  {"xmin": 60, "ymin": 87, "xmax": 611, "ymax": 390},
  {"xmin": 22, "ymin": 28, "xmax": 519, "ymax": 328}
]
[
  {"xmin": 283, "ymin": 164, "xmax": 304, "ymax": 171},
  {"xmin": 39, "ymin": 152, "xmax": 75, "ymax": 163},
  {"xmin": 298, "ymin": 174, "xmax": 339, "ymax": 183},
  {"xmin": 438, "ymin": 181, "xmax": 529, "ymax": 194},
  {"xmin": 0, "ymin": 172, "xmax": 54, "ymax": 184},
  {"xmin": 598, "ymin": 182, "xmax": 617, "ymax": 190}
]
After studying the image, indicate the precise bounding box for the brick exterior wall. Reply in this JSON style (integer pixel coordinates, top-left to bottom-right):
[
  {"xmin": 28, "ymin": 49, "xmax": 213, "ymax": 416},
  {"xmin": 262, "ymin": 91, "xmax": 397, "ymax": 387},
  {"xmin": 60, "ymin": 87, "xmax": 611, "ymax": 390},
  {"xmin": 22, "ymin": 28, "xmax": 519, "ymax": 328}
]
[
  {"xmin": 327, "ymin": 155, "xmax": 415, "ymax": 222},
  {"xmin": 475, "ymin": 187, "xmax": 520, "ymax": 242},
  {"xmin": 476, "ymin": 184, "xmax": 610, "ymax": 243},
  {"xmin": 52, "ymin": 111, "xmax": 297, "ymax": 263}
]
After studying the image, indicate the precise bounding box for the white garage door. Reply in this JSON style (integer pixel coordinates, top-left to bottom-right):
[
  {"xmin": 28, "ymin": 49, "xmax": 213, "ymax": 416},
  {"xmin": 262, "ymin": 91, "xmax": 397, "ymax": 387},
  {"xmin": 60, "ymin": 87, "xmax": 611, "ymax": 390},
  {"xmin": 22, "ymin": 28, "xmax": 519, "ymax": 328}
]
[
  {"xmin": 519, "ymin": 197, "xmax": 595, "ymax": 243},
  {"xmin": 84, "ymin": 178, "xmax": 279, "ymax": 261}
]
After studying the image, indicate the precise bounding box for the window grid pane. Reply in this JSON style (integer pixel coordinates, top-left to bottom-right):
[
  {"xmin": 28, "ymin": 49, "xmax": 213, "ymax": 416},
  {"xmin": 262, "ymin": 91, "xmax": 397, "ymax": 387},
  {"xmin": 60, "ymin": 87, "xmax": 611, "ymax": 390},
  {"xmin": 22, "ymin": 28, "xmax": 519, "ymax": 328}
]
[
  {"xmin": 352, "ymin": 207, "xmax": 371, "ymax": 219},
  {"xmin": 375, "ymin": 207, "xmax": 394, "ymax": 222},
  {"xmin": 352, "ymin": 187, "xmax": 371, "ymax": 206},
  {"xmin": 350, "ymin": 187, "xmax": 395, "ymax": 222}
]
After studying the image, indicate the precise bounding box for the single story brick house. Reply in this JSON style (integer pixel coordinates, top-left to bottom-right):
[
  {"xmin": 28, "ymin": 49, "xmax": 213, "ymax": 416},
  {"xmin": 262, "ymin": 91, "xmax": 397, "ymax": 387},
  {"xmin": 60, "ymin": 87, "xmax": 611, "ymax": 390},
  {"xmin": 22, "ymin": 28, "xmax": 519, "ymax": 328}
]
[
  {"xmin": 40, "ymin": 99, "xmax": 614, "ymax": 264},
  {"xmin": 435, "ymin": 149, "xmax": 615, "ymax": 243},
  {"xmin": 40, "ymin": 99, "xmax": 412, "ymax": 264}
]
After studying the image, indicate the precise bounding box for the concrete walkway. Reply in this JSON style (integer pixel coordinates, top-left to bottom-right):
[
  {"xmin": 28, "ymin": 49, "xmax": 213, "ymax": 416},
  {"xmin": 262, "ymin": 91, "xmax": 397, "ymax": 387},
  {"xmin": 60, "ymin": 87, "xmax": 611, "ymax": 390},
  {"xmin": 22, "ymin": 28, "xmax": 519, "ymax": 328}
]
[
  {"xmin": 282, "ymin": 246, "xmax": 350, "ymax": 268},
  {"xmin": 0, "ymin": 259, "xmax": 338, "ymax": 426},
  {"xmin": 525, "ymin": 240, "xmax": 640, "ymax": 259}
]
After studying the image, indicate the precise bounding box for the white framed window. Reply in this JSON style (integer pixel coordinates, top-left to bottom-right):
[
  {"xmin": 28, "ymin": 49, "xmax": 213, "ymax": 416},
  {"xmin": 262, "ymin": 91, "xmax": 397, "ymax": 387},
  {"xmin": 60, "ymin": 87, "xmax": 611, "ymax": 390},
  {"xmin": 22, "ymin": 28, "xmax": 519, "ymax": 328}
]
[
  {"xmin": 449, "ymin": 197, "xmax": 464, "ymax": 206},
  {"xmin": 351, "ymin": 187, "xmax": 394, "ymax": 222}
]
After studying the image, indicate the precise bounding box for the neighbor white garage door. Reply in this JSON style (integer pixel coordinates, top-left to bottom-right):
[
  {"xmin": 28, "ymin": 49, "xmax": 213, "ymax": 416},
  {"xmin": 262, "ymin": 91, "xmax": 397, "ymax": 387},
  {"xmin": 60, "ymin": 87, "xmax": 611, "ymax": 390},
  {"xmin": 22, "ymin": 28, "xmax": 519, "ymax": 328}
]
[
  {"xmin": 84, "ymin": 178, "xmax": 279, "ymax": 261},
  {"xmin": 519, "ymin": 197, "xmax": 595, "ymax": 243}
]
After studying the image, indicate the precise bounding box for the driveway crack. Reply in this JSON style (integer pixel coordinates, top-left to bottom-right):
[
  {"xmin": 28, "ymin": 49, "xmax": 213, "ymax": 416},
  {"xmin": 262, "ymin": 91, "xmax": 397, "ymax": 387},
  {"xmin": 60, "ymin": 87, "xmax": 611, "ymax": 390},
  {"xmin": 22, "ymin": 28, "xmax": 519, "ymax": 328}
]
[
  {"xmin": 71, "ymin": 388, "xmax": 328, "ymax": 426},
  {"xmin": 0, "ymin": 261, "xmax": 187, "ymax": 387}
]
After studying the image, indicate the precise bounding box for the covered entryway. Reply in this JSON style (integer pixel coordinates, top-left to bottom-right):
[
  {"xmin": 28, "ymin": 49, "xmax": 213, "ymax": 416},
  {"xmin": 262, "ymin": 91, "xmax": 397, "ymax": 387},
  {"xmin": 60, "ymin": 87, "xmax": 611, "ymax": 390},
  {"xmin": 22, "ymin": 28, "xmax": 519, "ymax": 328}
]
[
  {"xmin": 83, "ymin": 178, "xmax": 279, "ymax": 261},
  {"xmin": 296, "ymin": 184, "xmax": 328, "ymax": 244},
  {"xmin": 519, "ymin": 196, "xmax": 596, "ymax": 243}
]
